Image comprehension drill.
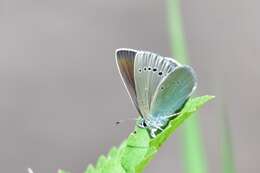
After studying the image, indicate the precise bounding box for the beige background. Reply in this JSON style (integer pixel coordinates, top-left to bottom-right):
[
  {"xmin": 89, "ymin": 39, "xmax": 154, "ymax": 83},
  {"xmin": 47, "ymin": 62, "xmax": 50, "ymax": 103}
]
[{"xmin": 0, "ymin": 0, "xmax": 259, "ymax": 172}]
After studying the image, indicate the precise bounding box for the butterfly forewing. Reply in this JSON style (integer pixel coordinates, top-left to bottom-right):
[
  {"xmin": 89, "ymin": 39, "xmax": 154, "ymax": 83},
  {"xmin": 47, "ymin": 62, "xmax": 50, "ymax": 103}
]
[
  {"xmin": 134, "ymin": 51, "xmax": 179, "ymax": 117},
  {"xmin": 150, "ymin": 66, "xmax": 197, "ymax": 118},
  {"xmin": 116, "ymin": 48, "xmax": 140, "ymax": 113}
]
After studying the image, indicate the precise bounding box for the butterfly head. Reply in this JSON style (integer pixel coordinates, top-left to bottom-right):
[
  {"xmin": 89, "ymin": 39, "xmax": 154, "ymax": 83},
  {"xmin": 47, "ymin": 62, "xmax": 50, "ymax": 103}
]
[{"xmin": 138, "ymin": 115, "xmax": 170, "ymax": 138}]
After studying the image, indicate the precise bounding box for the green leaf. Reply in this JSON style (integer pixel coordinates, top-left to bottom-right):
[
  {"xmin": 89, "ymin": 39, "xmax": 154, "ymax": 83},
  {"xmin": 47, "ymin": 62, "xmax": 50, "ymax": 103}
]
[
  {"xmin": 76, "ymin": 95, "xmax": 213, "ymax": 173},
  {"xmin": 135, "ymin": 95, "xmax": 215, "ymax": 172}
]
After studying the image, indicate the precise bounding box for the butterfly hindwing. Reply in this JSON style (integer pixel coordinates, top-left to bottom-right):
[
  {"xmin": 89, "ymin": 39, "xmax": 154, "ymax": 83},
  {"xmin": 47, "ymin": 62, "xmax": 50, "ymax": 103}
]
[
  {"xmin": 134, "ymin": 51, "xmax": 179, "ymax": 117},
  {"xmin": 150, "ymin": 66, "xmax": 197, "ymax": 118}
]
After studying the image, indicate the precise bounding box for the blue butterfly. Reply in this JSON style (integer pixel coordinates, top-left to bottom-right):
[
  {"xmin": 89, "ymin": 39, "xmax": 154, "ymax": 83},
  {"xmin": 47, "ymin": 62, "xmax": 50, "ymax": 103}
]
[{"xmin": 116, "ymin": 48, "xmax": 197, "ymax": 138}]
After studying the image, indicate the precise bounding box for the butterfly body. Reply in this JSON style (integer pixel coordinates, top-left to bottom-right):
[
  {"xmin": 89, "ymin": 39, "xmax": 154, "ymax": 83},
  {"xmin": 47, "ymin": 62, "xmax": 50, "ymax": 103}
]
[{"xmin": 116, "ymin": 48, "xmax": 197, "ymax": 138}]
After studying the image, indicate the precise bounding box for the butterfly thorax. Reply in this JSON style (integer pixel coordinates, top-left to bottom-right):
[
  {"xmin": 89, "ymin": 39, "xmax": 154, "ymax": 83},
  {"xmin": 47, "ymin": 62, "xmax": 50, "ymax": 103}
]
[{"xmin": 138, "ymin": 114, "xmax": 170, "ymax": 138}]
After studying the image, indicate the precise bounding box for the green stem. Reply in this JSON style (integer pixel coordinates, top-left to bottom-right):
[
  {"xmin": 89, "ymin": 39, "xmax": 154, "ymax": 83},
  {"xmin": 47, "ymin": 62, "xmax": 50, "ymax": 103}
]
[
  {"xmin": 166, "ymin": 0, "xmax": 208, "ymax": 173},
  {"xmin": 220, "ymin": 104, "xmax": 236, "ymax": 173}
]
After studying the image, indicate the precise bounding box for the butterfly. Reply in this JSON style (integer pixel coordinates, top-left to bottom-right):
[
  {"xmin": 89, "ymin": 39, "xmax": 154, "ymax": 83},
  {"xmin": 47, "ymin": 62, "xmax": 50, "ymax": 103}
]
[{"xmin": 115, "ymin": 48, "xmax": 197, "ymax": 138}]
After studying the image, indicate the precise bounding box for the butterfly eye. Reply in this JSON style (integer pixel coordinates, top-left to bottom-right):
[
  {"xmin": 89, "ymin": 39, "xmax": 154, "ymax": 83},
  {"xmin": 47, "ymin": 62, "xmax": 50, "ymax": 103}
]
[
  {"xmin": 138, "ymin": 68, "xmax": 142, "ymax": 72},
  {"xmin": 158, "ymin": 72, "xmax": 163, "ymax": 76},
  {"xmin": 153, "ymin": 68, "xmax": 157, "ymax": 72},
  {"xmin": 148, "ymin": 67, "xmax": 151, "ymax": 71},
  {"xmin": 144, "ymin": 67, "xmax": 147, "ymax": 71}
]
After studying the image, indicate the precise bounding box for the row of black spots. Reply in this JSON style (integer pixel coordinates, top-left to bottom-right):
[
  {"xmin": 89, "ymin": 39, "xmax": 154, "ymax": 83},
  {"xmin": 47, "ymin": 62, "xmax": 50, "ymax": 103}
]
[{"xmin": 138, "ymin": 67, "xmax": 164, "ymax": 76}]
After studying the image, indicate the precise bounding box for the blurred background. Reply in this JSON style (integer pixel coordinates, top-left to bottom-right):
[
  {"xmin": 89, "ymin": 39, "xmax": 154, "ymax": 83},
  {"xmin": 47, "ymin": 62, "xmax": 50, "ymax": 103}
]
[{"xmin": 0, "ymin": 0, "xmax": 259, "ymax": 172}]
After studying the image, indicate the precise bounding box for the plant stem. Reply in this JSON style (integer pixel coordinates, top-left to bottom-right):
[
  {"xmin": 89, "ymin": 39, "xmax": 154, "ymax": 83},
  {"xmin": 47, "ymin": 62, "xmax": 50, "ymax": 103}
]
[
  {"xmin": 220, "ymin": 104, "xmax": 236, "ymax": 173},
  {"xmin": 166, "ymin": 0, "xmax": 208, "ymax": 173}
]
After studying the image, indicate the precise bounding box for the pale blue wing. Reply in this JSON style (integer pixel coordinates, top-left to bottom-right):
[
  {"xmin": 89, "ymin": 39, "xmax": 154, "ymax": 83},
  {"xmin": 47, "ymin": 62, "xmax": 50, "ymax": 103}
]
[
  {"xmin": 115, "ymin": 48, "xmax": 140, "ymax": 113},
  {"xmin": 150, "ymin": 66, "xmax": 197, "ymax": 118},
  {"xmin": 134, "ymin": 51, "xmax": 179, "ymax": 117}
]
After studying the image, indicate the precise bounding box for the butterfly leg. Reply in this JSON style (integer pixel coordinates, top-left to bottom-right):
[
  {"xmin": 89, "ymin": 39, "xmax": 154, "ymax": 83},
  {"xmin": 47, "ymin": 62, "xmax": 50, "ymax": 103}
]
[
  {"xmin": 150, "ymin": 128, "xmax": 157, "ymax": 138},
  {"xmin": 164, "ymin": 112, "xmax": 181, "ymax": 119}
]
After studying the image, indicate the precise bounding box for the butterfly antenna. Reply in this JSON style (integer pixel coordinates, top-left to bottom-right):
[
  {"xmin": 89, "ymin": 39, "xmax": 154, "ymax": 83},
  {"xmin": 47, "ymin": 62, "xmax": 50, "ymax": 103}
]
[{"xmin": 115, "ymin": 117, "xmax": 138, "ymax": 126}]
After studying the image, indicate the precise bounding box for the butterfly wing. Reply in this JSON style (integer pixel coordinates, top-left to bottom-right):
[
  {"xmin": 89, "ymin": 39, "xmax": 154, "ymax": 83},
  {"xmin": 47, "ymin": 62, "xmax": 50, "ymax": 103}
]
[
  {"xmin": 150, "ymin": 65, "xmax": 197, "ymax": 118},
  {"xmin": 134, "ymin": 51, "xmax": 179, "ymax": 117},
  {"xmin": 115, "ymin": 48, "xmax": 140, "ymax": 113}
]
